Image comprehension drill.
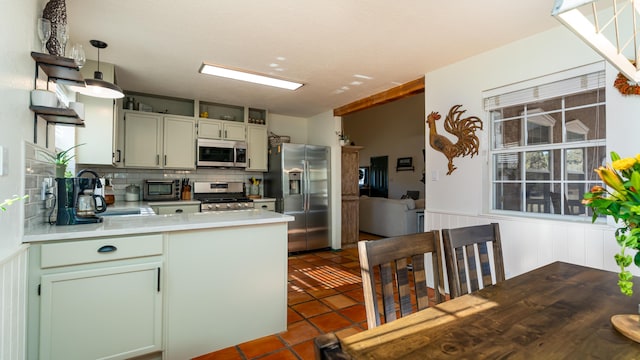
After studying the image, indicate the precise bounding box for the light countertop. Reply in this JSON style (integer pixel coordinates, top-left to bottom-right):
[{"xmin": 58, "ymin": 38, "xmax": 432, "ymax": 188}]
[{"xmin": 23, "ymin": 209, "xmax": 293, "ymax": 243}]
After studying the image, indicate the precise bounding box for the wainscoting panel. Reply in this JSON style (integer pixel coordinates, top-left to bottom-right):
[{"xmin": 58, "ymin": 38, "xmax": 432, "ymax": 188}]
[
  {"xmin": 0, "ymin": 245, "xmax": 28, "ymax": 360},
  {"xmin": 425, "ymin": 211, "xmax": 624, "ymax": 281}
]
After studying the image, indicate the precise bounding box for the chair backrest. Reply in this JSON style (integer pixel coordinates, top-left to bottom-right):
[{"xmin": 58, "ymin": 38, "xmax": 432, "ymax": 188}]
[
  {"xmin": 358, "ymin": 231, "xmax": 444, "ymax": 329},
  {"xmin": 441, "ymin": 223, "xmax": 505, "ymax": 299},
  {"xmin": 550, "ymin": 192, "xmax": 572, "ymax": 215}
]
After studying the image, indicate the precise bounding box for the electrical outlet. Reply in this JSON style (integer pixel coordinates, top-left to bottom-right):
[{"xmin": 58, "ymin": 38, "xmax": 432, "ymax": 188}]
[{"xmin": 42, "ymin": 177, "xmax": 55, "ymax": 209}]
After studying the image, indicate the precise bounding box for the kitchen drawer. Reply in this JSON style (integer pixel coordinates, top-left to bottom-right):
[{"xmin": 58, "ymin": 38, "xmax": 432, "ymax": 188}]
[
  {"xmin": 152, "ymin": 203, "xmax": 200, "ymax": 215},
  {"xmin": 255, "ymin": 201, "xmax": 275, "ymax": 211},
  {"xmin": 40, "ymin": 234, "xmax": 163, "ymax": 268}
]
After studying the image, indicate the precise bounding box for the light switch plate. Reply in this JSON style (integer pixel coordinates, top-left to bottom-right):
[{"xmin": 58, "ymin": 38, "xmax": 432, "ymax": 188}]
[{"xmin": 0, "ymin": 146, "xmax": 7, "ymax": 176}]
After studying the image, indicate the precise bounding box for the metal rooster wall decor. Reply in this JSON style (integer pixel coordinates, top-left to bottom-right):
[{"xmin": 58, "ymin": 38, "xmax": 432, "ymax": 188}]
[{"xmin": 426, "ymin": 104, "xmax": 483, "ymax": 175}]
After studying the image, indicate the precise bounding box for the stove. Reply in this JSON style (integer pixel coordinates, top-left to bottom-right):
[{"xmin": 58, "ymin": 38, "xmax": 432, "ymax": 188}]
[{"xmin": 193, "ymin": 181, "xmax": 254, "ymax": 211}]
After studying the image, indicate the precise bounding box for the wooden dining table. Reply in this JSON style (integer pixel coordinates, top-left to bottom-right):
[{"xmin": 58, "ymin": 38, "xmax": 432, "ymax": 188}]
[{"xmin": 315, "ymin": 262, "xmax": 640, "ymax": 359}]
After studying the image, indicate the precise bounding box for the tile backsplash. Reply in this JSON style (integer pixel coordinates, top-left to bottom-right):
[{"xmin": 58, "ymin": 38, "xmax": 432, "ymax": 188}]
[
  {"xmin": 22, "ymin": 140, "xmax": 265, "ymax": 231},
  {"xmin": 23, "ymin": 141, "xmax": 56, "ymax": 230},
  {"xmin": 75, "ymin": 164, "xmax": 264, "ymax": 201}
]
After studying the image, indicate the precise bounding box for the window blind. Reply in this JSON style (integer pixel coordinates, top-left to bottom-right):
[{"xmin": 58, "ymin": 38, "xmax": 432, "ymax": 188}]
[{"xmin": 483, "ymin": 65, "xmax": 606, "ymax": 111}]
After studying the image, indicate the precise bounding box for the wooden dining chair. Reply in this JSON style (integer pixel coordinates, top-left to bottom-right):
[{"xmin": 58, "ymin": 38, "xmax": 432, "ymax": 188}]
[
  {"xmin": 358, "ymin": 231, "xmax": 444, "ymax": 329},
  {"xmin": 441, "ymin": 223, "xmax": 505, "ymax": 299}
]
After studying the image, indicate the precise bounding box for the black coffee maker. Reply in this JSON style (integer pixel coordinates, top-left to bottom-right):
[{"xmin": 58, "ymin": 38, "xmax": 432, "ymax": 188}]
[{"xmin": 56, "ymin": 169, "xmax": 107, "ymax": 225}]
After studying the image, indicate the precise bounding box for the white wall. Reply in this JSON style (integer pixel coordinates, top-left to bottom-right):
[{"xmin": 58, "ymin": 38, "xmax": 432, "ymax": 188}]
[
  {"xmin": 424, "ymin": 25, "xmax": 640, "ymax": 280},
  {"xmin": 1, "ymin": 1, "xmax": 44, "ymax": 358},
  {"xmin": 268, "ymin": 113, "xmax": 309, "ymax": 145}
]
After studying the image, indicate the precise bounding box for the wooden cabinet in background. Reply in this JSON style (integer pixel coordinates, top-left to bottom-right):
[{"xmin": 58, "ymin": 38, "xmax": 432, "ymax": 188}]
[{"xmin": 341, "ymin": 146, "xmax": 364, "ymax": 247}]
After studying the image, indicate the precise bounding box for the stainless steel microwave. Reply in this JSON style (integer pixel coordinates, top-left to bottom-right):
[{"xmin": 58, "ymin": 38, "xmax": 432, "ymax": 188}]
[
  {"xmin": 196, "ymin": 138, "xmax": 247, "ymax": 168},
  {"xmin": 143, "ymin": 179, "xmax": 181, "ymax": 201}
]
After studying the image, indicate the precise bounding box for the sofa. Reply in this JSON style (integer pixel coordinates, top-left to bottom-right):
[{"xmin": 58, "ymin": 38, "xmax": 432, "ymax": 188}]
[{"xmin": 359, "ymin": 196, "xmax": 425, "ymax": 237}]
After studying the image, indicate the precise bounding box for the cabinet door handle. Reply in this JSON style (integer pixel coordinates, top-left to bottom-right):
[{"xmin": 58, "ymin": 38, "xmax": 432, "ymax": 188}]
[
  {"xmin": 164, "ymin": 155, "xmax": 167, "ymax": 166},
  {"xmin": 218, "ymin": 130, "xmax": 222, "ymax": 138},
  {"xmin": 261, "ymin": 205, "xmax": 267, "ymax": 209},
  {"xmin": 156, "ymin": 154, "xmax": 160, "ymax": 165},
  {"xmin": 97, "ymin": 245, "xmax": 117, "ymax": 253},
  {"xmin": 225, "ymin": 130, "xmax": 228, "ymax": 138},
  {"xmin": 157, "ymin": 267, "xmax": 161, "ymax": 292},
  {"xmin": 175, "ymin": 208, "xmax": 183, "ymax": 213}
]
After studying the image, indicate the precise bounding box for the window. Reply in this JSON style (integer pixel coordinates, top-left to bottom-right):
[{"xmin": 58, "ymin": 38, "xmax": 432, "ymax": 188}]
[{"xmin": 485, "ymin": 66, "xmax": 606, "ymax": 217}]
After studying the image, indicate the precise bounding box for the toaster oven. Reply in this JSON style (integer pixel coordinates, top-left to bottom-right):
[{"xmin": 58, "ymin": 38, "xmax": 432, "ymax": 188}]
[{"xmin": 143, "ymin": 179, "xmax": 181, "ymax": 201}]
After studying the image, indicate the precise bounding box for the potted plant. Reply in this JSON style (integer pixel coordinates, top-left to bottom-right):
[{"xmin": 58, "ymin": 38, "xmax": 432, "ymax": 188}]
[
  {"xmin": 44, "ymin": 143, "xmax": 85, "ymax": 178},
  {"xmin": 336, "ymin": 131, "xmax": 349, "ymax": 146}
]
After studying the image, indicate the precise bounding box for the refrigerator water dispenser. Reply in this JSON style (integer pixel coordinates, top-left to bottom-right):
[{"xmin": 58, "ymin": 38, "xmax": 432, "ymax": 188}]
[{"xmin": 289, "ymin": 172, "xmax": 301, "ymax": 194}]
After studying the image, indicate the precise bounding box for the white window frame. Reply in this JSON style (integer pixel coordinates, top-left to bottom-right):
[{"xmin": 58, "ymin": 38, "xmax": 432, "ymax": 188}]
[{"xmin": 484, "ymin": 63, "xmax": 606, "ymax": 218}]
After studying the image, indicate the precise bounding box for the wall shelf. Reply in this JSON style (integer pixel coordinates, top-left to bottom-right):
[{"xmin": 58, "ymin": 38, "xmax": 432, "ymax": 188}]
[
  {"xmin": 31, "ymin": 52, "xmax": 85, "ymax": 87},
  {"xmin": 29, "ymin": 106, "xmax": 85, "ymax": 126},
  {"xmin": 30, "ymin": 52, "xmax": 87, "ymax": 144}
]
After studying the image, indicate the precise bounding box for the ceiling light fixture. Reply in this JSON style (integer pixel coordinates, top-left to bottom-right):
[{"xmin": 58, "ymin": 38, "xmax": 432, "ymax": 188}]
[
  {"xmin": 199, "ymin": 63, "xmax": 303, "ymax": 90},
  {"xmin": 72, "ymin": 40, "xmax": 124, "ymax": 99}
]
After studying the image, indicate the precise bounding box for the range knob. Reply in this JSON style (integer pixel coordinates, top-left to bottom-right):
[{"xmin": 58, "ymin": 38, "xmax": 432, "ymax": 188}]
[
  {"xmin": 206, "ymin": 204, "xmax": 213, "ymax": 211},
  {"xmin": 226, "ymin": 203, "xmax": 232, "ymax": 209},
  {"xmin": 214, "ymin": 204, "xmax": 221, "ymax": 210}
]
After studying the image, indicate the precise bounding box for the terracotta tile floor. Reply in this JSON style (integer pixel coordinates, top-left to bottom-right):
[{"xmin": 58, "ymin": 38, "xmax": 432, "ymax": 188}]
[{"xmin": 194, "ymin": 234, "xmax": 379, "ymax": 360}]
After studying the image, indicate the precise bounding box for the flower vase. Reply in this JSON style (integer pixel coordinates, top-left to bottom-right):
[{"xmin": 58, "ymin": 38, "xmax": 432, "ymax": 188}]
[
  {"xmin": 55, "ymin": 164, "xmax": 66, "ymax": 178},
  {"xmin": 250, "ymin": 184, "xmax": 259, "ymax": 195},
  {"xmin": 340, "ymin": 140, "xmax": 347, "ymax": 146}
]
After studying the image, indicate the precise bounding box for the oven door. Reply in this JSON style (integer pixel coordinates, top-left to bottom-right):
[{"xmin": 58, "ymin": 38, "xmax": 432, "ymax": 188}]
[
  {"xmin": 197, "ymin": 139, "xmax": 236, "ymax": 167},
  {"xmin": 143, "ymin": 180, "xmax": 179, "ymax": 201}
]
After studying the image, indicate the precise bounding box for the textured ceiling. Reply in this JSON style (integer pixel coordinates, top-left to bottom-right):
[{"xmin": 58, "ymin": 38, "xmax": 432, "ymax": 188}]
[{"xmin": 63, "ymin": 1, "xmax": 561, "ymax": 117}]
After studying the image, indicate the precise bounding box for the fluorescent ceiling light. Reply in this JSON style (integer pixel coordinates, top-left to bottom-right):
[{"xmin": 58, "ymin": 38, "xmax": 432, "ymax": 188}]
[{"xmin": 199, "ymin": 63, "xmax": 303, "ymax": 90}]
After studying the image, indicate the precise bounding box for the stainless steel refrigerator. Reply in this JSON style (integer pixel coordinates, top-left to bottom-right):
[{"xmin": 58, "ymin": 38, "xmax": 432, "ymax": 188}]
[{"xmin": 265, "ymin": 143, "xmax": 331, "ymax": 252}]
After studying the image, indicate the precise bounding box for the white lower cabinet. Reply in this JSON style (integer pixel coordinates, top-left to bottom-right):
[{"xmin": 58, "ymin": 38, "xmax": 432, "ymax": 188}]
[
  {"xmin": 40, "ymin": 263, "xmax": 162, "ymax": 360},
  {"xmin": 28, "ymin": 235, "xmax": 163, "ymax": 360},
  {"xmin": 165, "ymin": 224, "xmax": 287, "ymax": 359}
]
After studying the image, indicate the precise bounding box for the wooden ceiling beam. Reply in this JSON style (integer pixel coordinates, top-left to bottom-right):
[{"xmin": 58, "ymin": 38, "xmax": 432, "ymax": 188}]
[{"xmin": 333, "ymin": 76, "xmax": 425, "ymax": 117}]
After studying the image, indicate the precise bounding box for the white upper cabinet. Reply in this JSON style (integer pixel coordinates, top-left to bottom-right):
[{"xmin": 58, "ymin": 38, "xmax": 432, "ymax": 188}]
[
  {"xmin": 198, "ymin": 119, "xmax": 246, "ymax": 141},
  {"xmin": 123, "ymin": 111, "xmax": 195, "ymax": 169},
  {"xmin": 75, "ymin": 60, "xmax": 117, "ymax": 165},
  {"xmin": 246, "ymin": 125, "xmax": 268, "ymax": 171}
]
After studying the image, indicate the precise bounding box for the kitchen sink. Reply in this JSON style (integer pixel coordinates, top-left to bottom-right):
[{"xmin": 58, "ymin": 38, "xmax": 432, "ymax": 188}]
[{"xmin": 99, "ymin": 206, "xmax": 156, "ymax": 217}]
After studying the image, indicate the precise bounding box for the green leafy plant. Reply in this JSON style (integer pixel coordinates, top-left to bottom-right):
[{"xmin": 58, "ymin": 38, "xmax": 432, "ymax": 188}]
[
  {"xmin": 336, "ymin": 131, "xmax": 349, "ymax": 143},
  {"xmin": 45, "ymin": 143, "xmax": 85, "ymax": 166},
  {"xmin": 583, "ymin": 151, "xmax": 640, "ymax": 296},
  {"xmin": 1, "ymin": 194, "xmax": 29, "ymax": 212}
]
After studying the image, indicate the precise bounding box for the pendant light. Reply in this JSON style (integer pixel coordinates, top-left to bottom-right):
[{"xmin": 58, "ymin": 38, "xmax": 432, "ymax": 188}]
[{"xmin": 73, "ymin": 40, "xmax": 124, "ymax": 99}]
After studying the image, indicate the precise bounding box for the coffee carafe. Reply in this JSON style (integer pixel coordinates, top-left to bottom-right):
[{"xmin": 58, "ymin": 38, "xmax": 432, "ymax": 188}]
[{"xmin": 56, "ymin": 169, "xmax": 107, "ymax": 225}]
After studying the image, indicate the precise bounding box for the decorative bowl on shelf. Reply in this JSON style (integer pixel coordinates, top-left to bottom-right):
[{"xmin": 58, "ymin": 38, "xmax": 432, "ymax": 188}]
[{"xmin": 31, "ymin": 89, "xmax": 58, "ymax": 107}]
